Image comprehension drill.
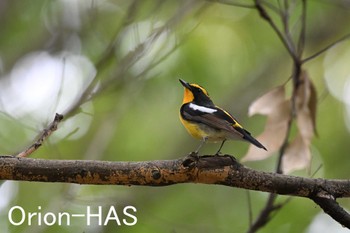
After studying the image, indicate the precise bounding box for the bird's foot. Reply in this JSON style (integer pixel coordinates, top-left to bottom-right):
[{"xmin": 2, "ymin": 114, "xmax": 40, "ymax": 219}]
[
  {"xmin": 221, "ymin": 154, "xmax": 237, "ymax": 164},
  {"xmin": 214, "ymin": 153, "xmax": 237, "ymax": 164},
  {"xmin": 182, "ymin": 151, "xmax": 200, "ymax": 168},
  {"xmin": 214, "ymin": 151, "xmax": 222, "ymax": 156}
]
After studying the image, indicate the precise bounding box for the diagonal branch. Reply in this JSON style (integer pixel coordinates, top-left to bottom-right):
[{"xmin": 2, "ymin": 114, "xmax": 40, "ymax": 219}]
[
  {"xmin": 313, "ymin": 196, "xmax": 350, "ymax": 228},
  {"xmin": 247, "ymin": 194, "xmax": 280, "ymax": 233},
  {"xmin": 254, "ymin": 0, "xmax": 298, "ymax": 62},
  {"xmin": 14, "ymin": 113, "xmax": 63, "ymax": 158},
  {"xmin": 302, "ymin": 33, "xmax": 350, "ymax": 63},
  {"xmin": 297, "ymin": 0, "xmax": 307, "ymax": 57}
]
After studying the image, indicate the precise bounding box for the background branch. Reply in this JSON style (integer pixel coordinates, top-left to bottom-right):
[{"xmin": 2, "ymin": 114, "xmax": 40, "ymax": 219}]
[{"xmin": 312, "ymin": 196, "xmax": 350, "ymax": 229}]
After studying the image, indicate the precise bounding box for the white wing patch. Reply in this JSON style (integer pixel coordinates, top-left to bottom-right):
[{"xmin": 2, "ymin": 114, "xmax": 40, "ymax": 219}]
[{"xmin": 189, "ymin": 103, "xmax": 217, "ymax": 113}]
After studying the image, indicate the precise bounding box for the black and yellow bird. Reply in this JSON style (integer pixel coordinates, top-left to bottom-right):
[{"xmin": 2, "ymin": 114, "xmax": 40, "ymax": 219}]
[{"xmin": 179, "ymin": 79, "xmax": 267, "ymax": 154}]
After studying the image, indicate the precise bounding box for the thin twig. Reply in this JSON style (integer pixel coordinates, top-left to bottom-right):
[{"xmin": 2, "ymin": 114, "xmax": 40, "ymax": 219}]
[
  {"xmin": 297, "ymin": 0, "xmax": 307, "ymax": 57},
  {"xmin": 134, "ymin": 19, "xmax": 204, "ymax": 80},
  {"xmin": 14, "ymin": 113, "xmax": 64, "ymax": 157},
  {"xmin": 247, "ymin": 190, "xmax": 253, "ymax": 228},
  {"xmin": 247, "ymin": 145, "xmax": 295, "ymax": 233},
  {"xmin": 279, "ymin": 0, "xmax": 297, "ymax": 59},
  {"xmin": 260, "ymin": 0, "xmax": 280, "ymax": 14},
  {"xmin": 302, "ymin": 33, "xmax": 350, "ymax": 63},
  {"xmin": 206, "ymin": 0, "xmax": 255, "ymax": 8},
  {"xmin": 247, "ymin": 194, "xmax": 277, "ymax": 233},
  {"xmin": 63, "ymin": 1, "xmax": 199, "ymax": 120},
  {"xmin": 311, "ymin": 164, "xmax": 323, "ymax": 178},
  {"xmin": 254, "ymin": 0, "xmax": 298, "ymax": 62}
]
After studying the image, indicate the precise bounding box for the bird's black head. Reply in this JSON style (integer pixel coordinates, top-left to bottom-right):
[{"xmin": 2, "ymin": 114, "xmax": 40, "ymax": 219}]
[{"xmin": 179, "ymin": 79, "xmax": 214, "ymax": 107}]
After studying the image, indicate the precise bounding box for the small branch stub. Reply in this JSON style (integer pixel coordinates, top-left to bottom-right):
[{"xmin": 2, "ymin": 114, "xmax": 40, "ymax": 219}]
[{"xmin": 15, "ymin": 113, "xmax": 64, "ymax": 158}]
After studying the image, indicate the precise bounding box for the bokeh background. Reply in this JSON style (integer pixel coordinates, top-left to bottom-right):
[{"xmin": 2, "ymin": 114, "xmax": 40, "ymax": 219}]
[{"xmin": 0, "ymin": 0, "xmax": 350, "ymax": 232}]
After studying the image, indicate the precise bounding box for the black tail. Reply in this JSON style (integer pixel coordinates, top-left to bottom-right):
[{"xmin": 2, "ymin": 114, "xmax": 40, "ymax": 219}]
[{"xmin": 236, "ymin": 127, "xmax": 267, "ymax": 151}]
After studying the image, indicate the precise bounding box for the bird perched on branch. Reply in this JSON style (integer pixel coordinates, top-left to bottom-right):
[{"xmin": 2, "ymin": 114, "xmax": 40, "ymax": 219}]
[{"xmin": 179, "ymin": 79, "xmax": 267, "ymax": 154}]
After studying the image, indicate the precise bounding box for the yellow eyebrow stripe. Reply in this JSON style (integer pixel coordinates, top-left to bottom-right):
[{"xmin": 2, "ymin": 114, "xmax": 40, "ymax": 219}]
[{"xmin": 190, "ymin": 83, "xmax": 209, "ymax": 96}]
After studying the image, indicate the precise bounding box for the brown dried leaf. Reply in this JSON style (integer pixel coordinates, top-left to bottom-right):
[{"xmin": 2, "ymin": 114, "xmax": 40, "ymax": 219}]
[
  {"xmin": 281, "ymin": 71, "xmax": 316, "ymax": 173},
  {"xmin": 248, "ymin": 85, "xmax": 286, "ymax": 116},
  {"xmin": 295, "ymin": 71, "xmax": 317, "ymax": 140},
  {"xmin": 296, "ymin": 108, "xmax": 314, "ymax": 143},
  {"xmin": 242, "ymin": 100, "xmax": 291, "ymax": 161},
  {"xmin": 282, "ymin": 133, "xmax": 311, "ymax": 174}
]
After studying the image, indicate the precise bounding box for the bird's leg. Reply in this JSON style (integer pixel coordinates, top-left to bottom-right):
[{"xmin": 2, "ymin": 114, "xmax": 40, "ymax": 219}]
[
  {"xmin": 194, "ymin": 137, "xmax": 208, "ymax": 155},
  {"xmin": 215, "ymin": 139, "xmax": 226, "ymax": 155}
]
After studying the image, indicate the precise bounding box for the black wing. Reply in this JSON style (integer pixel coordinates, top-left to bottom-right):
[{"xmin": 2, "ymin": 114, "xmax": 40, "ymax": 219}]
[
  {"xmin": 180, "ymin": 104, "xmax": 267, "ymax": 150},
  {"xmin": 181, "ymin": 104, "xmax": 242, "ymax": 130}
]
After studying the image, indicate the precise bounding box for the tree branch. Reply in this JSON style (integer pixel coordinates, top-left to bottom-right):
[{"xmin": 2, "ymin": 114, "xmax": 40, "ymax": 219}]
[
  {"xmin": 254, "ymin": 0, "xmax": 298, "ymax": 63},
  {"xmin": 302, "ymin": 33, "xmax": 350, "ymax": 63},
  {"xmin": 247, "ymin": 194, "xmax": 280, "ymax": 233},
  {"xmin": 1, "ymin": 155, "xmax": 350, "ymax": 228},
  {"xmin": 0, "ymin": 155, "xmax": 349, "ymax": 197},
  {"xmin": 313, "ymin": 196, "xmax": 350, "ymax": 229}
]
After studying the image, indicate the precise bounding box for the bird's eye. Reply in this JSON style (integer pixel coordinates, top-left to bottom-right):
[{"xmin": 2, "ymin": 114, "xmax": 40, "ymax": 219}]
[{"xmin": 197, "ymin": 87, "xmax": 207, "ymax": 95}]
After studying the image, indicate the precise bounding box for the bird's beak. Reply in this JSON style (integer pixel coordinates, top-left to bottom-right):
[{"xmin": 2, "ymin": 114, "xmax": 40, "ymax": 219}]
[{"xmin": 179, "ymin": 79, "xmax": 191, "ymax": 90}]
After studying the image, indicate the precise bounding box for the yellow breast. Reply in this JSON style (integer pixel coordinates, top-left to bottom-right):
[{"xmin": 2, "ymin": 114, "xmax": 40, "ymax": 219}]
[
  {"xmin": 179, "ymin": 117, "xmax": 204, "ymax": 139},
  {"xmin": 179, "ymin": 116, "xmax": 228, "ymax": 142}
]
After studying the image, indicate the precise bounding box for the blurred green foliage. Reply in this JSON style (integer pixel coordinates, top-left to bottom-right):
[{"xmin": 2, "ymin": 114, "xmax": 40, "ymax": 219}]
[{"xmin": 0, "ymin": 0, "xmax": 350, "ymax": 233}]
